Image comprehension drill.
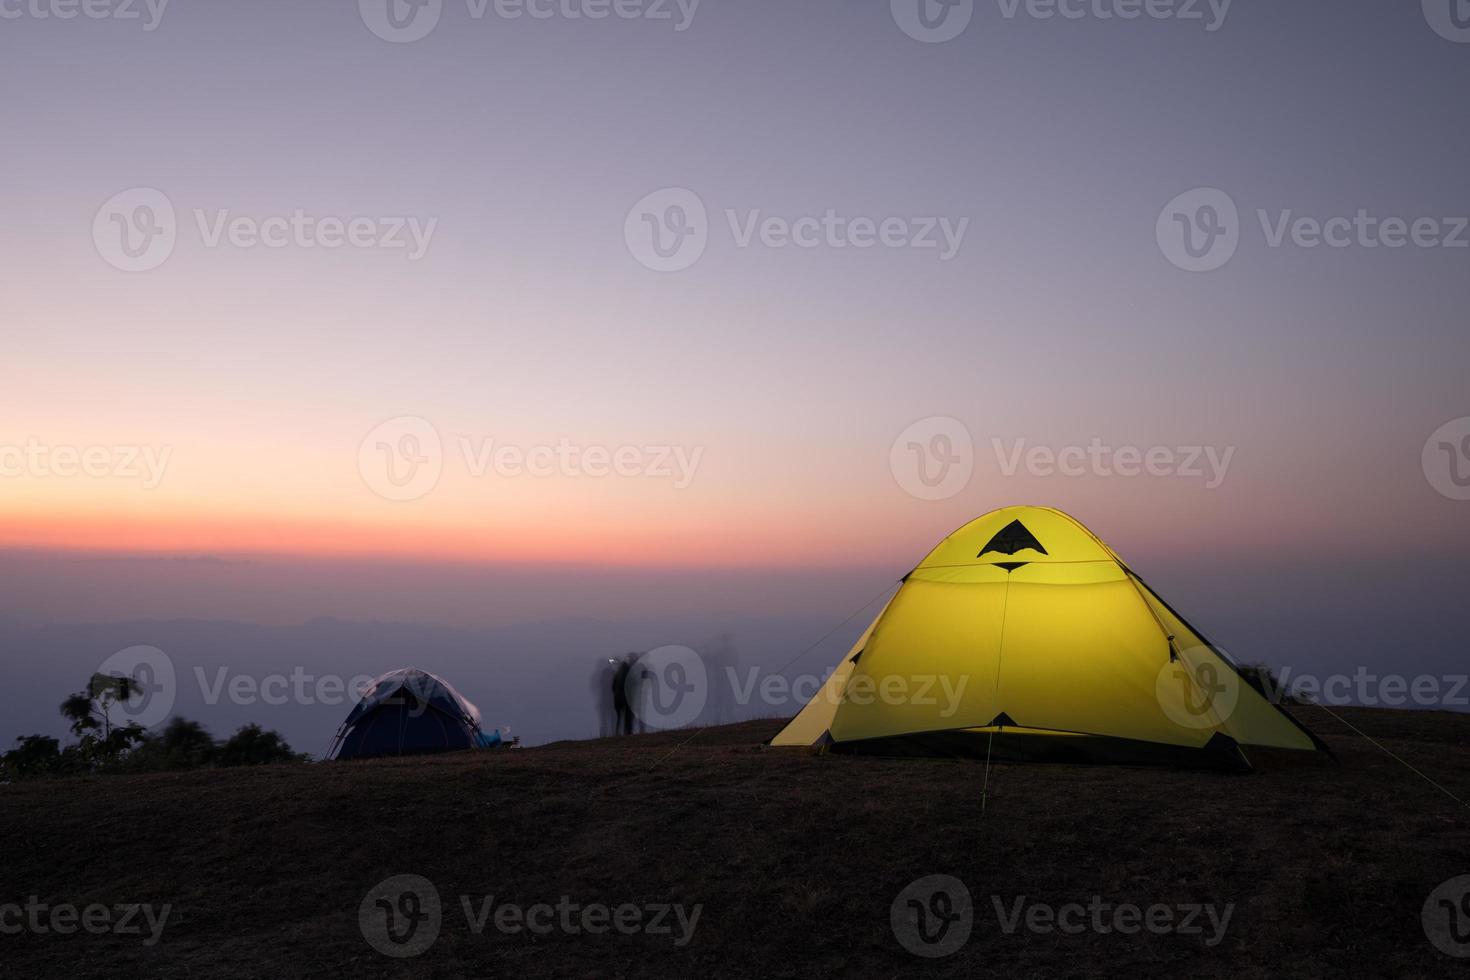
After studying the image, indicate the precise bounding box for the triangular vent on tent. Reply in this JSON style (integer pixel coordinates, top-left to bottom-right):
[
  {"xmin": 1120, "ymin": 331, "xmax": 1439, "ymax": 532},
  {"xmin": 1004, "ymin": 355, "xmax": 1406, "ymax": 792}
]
[{"xmin": 978, "ymin": 519, "xmax": 1048, "ymax": 557}]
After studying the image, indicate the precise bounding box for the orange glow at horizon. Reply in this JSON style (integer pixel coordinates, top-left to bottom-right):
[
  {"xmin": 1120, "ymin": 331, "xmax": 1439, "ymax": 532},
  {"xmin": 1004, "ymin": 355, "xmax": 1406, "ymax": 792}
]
[{"xmin": 0, "ymin": 502, "xmax": 910, "ymax": 569}]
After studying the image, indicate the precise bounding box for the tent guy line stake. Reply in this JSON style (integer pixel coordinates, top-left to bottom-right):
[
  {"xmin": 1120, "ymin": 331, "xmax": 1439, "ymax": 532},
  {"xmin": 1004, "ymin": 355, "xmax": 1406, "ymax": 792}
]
[
  {"xmin": 1305, "ymin": 702, "xmax": 1469, "ymax": 811},
  {"xmin": 980, "ymin": 575, "xmax": 1013, "ymax": 816}
]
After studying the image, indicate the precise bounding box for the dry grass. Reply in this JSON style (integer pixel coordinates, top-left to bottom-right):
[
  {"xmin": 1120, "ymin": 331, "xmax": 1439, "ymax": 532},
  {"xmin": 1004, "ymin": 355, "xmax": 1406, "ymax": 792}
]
[{"xmin": 1, "ymin": 708, "xmax": 1467, "ymax": 978}]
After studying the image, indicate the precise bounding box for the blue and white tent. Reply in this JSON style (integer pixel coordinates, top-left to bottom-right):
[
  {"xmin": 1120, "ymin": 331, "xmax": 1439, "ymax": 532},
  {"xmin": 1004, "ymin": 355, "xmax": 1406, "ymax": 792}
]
[{"xmin": 329, "ymin": 668, "xmax": 500, "ymax": 760}]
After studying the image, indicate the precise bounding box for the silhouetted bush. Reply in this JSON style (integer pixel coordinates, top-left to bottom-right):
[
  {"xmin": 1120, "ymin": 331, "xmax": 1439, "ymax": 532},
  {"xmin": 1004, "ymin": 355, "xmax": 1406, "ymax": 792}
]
[
  {"xmin": 126, "ymin": 718, "xmax": 219, "ymax": 771},
  {"xmin": 3, "ymin": 670, "xmax": 310, "ymax": 780},
  {"xmin": 218, "ymin": 724, "xmax": 308, "ymax": 767}
]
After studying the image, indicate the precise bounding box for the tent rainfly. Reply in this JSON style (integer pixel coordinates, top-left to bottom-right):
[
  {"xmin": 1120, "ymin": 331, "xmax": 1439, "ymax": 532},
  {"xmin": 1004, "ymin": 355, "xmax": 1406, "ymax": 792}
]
[
  {"xmin": 329, "ymin": 668, "xmax": 498, "ymax": 761},
  {"xmin": 771, "ymin": 506, "xmax": 1329, "ymax": 770}
]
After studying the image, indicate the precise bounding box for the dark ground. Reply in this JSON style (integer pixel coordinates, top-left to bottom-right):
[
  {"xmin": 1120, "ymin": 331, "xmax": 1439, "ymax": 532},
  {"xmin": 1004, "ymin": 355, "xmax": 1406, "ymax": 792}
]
[{"xmin": 2, "ymin": 707, "xmax": 1468, "ymax": 979}]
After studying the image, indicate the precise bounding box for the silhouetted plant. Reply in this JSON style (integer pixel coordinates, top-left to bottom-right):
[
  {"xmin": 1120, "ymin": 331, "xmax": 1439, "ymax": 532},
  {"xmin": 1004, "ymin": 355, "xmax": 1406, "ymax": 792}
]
[
  {"xmin": 217, "ymin": 724, "xmax": 307, "ymax": 767},
  {"xmin": 59, "ymin": 674, "xmax": 147, "ymax": 766},
  {"xmin": 13, "ymin": 671, "xmax": 312, "ymax": 778},
  {"xmin": 127, "ymin": 718, "xmax": 219, "ymax": 771},
  {"xmin": 1, "ymin": 735, "xmax": 63, "ymax": 781}
]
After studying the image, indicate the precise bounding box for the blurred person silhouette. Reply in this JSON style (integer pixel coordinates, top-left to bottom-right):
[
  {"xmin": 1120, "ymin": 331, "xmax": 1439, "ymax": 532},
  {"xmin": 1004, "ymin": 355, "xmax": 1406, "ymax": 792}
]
[
  {"xmin": 591, "ymin": 654, "xmax": 641, "ymax": 736},
  {"xmin": 590, "ymin": 658, "xmax": 617, "ymax": 737}
]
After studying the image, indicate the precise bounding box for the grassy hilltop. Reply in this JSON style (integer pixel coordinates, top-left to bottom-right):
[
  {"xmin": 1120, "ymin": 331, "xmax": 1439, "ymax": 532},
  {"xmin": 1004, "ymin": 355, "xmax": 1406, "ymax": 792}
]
[{"xmin": 2, "ymin": 708, "xmax": 1468, "ymax": 979}]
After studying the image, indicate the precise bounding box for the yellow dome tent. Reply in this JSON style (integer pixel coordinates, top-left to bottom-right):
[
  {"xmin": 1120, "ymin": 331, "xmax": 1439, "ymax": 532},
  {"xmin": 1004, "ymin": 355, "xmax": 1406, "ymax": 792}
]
[{"xmin": 771, "ymin": 506, "xmax": 1328, "ymax": 770}]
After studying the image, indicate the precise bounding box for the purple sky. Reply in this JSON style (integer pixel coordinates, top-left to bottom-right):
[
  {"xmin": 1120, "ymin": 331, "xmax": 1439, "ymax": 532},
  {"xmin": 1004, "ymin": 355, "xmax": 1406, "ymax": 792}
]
[{"xmin": 1, "ymin": 0, "xmax": 1467, "ymax": 748}]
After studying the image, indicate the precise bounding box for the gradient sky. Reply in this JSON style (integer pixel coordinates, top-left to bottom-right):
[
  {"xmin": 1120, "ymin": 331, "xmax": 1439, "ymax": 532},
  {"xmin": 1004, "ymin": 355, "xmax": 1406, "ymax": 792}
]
[{"xmin": 1, "ymin": 1, "xmax": 1467, "ymax": 746}]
